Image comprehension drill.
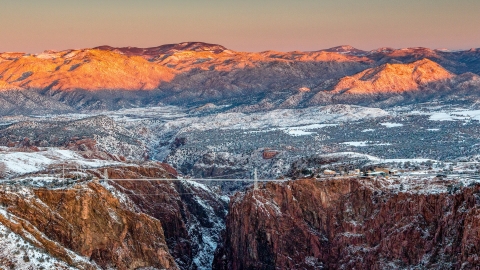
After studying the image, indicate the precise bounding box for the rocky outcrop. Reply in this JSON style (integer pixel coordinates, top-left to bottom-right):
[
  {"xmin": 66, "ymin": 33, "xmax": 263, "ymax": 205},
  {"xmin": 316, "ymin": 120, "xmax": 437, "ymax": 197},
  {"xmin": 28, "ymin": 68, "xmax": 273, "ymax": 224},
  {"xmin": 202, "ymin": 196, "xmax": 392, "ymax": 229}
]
[
  {"xmin": 214, "ymin": 178, "xmax": 480, "ymax": 269},
  {"xmin": 262, "ymin": 150, "xmax": 280, "ymax": 160}
]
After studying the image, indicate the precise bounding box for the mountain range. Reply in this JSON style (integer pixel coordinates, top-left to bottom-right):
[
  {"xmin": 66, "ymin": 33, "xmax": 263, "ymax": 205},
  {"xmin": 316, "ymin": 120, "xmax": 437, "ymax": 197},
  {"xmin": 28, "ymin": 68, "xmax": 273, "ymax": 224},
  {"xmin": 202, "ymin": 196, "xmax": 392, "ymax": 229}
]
[{"xmin": 1, "ymin": 42, "xmax": 480, "ymax": 114}]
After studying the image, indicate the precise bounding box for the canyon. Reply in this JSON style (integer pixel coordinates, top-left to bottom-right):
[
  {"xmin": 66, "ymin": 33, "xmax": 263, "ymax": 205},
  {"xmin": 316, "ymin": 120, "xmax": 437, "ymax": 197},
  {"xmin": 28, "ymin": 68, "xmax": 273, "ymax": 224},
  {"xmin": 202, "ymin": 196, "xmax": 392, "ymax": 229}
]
[
  {"xmin": 2, "ymin": 168, "xmax": 479, "ymax": 269},
  {"xmin": 1, "ymin": 42, "xmax": 480, "ymax": 269}
]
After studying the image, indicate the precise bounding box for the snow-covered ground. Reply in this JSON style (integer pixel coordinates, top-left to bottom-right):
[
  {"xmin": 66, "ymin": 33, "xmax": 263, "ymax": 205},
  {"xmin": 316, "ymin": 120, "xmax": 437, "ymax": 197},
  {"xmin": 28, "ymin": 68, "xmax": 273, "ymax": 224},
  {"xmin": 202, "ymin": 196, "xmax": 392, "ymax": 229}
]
[
  {"xmin": 380, "ymin": 122, "xmax": 404, "ymax": 128},
  {"xmin": 378, "ymin": 175, "xmax": 480, "ymax": 195},
  {"xmin": 428, "ymin": 109, "xmax": 480, "ymax": 121},
  {"xmin": 0, "ymin": 148, "xmax": 123, "ymax": 178},
  {"xmin": 2, "ymin": 103, "xmax": 479, "ymax": 181},
  {"xmin": 163, "ymin": 105, "xmax": 388, "ymax": 133},
  {"xmin": 279, "ymin": 124, "xmax": 339, "ymax": 136},
  {"xmin": 319, "ymin": 151, "xmax": 435, "ymax": 164},
  {"xmin": 0, "ymin": 222, "xmax": 79, "ymax": 270},
  {"xmin": 31, "ymin": 105, "xmax": 188, "ymax": 123}
]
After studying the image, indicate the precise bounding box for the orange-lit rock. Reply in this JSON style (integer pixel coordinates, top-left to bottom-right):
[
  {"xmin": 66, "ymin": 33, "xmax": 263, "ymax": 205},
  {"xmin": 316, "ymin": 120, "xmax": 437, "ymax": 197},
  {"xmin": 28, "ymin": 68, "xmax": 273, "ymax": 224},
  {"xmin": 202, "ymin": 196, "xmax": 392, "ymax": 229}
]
[
  {"xmin": 0, "ymin": 42, "xmax": 479, "ymax": 113},
  {"xmin": 0, "ymin": 49, "xmax": 175, "ymax": 91},
  {"xmin": 0, "ymin": 42, "xmax": 370, "ymax": 93},
  {"xmin": 0, "ymin": 80, "xmax": 23, "ymax": 91},
  {"xmin": 333, "ymin": 59, "xmax": 453, "ymax": 94}
]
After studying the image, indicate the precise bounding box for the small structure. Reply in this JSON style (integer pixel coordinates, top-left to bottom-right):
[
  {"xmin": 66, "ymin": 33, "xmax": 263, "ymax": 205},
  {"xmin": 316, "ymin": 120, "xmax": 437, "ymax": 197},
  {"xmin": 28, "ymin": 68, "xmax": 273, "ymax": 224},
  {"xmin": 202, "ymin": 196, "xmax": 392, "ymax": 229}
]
[
  {"xmin": 367, "ymin": 171, "xmax": 386, "ymax": 177},
  {"xmin": 375, "ymin": 167, "xmax": 399, "ymax": 175},
  {"xmin": 436, "ymin": 174, "xmax": 447, "ymax": 180},
  {"xmin": 348, "ymin": 169, "xmax": 361, "ymax": 176},
  {"xmin": 389, "ymin": 169, "xmax": 399, "ymax": 175}
]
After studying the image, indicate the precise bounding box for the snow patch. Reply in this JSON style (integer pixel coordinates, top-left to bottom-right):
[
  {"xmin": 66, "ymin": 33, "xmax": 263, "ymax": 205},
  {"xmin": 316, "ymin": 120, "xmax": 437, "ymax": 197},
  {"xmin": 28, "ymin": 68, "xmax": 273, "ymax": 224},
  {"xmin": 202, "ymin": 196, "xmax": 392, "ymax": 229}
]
[
  {"xmin": 380, "ymin": 122, "xmax": 403, "ymax": 128},
  {"xmin": 0, "ymin": 148, "xmax": 123, "ymax": 178},
  {"xmin": 342, "ymin": 141, "xmax": 391, "ymax": 147}
]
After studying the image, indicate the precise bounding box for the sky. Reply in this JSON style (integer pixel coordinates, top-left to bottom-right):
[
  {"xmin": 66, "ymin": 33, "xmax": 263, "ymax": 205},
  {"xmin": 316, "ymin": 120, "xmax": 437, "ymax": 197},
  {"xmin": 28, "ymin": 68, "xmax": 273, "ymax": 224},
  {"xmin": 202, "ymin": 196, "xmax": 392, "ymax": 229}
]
[{"xmin": 1, "ymin": 0, "xmax": 479, "ymax": 53}]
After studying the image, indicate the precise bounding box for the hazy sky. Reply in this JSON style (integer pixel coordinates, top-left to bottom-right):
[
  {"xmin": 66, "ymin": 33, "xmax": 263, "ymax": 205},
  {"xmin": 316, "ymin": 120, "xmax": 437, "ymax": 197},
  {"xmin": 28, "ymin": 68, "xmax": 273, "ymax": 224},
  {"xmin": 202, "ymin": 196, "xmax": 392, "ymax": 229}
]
[{"xmin": 1, "ymin": 0, "xmax": 479, "ymax": 53}]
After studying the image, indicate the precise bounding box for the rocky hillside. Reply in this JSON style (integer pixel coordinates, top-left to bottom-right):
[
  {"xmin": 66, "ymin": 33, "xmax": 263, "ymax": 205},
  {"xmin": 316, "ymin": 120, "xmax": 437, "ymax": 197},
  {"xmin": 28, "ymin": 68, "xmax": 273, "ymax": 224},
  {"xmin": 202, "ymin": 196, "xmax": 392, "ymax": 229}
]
[
  {"xmin": 214, "ymin": 178, "xmax": 480, "ymax": 269},
  {"xmin": 332, "ymin": 59, "xmax": 453, "ymax": 94},
  {"xmin": 0, "ymin": 115, "xmax": 147, "ymax": 160},
  {"xmin": 0, "ymin": 43, "xmax": 479, "ymax": 114}
]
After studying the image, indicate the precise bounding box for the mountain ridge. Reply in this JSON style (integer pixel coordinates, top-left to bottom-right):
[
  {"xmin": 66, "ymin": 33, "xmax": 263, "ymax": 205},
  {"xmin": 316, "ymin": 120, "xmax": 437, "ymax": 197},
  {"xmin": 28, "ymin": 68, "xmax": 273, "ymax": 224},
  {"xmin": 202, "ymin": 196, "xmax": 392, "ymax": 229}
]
[{"xmin": 0, "ymin": 42, "xmax": 479, "ymax": 114}]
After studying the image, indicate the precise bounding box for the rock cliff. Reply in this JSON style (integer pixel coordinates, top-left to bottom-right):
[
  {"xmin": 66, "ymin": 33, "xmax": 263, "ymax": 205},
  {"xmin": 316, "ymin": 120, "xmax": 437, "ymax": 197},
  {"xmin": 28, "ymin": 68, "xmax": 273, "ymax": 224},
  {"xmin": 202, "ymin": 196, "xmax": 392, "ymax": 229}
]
[{"xmin": 214, "ymin": 178, "xmax": 480, "ymax": 269}]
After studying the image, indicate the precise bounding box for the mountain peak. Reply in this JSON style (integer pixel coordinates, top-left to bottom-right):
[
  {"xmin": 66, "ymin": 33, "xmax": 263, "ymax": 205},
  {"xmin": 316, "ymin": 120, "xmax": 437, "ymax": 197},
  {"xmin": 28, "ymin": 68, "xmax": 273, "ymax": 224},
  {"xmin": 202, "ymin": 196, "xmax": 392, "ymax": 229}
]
[
  {"xmin": 370, "ymin": 47, "xmax": 396, "ymax": 54},
  {"xmin": 322, "ymin": 45, "xmax": 366, "ymax": 55},
  {"xmin": 333, "ymin": 58, "xmax": 453, "ymax": 94}
]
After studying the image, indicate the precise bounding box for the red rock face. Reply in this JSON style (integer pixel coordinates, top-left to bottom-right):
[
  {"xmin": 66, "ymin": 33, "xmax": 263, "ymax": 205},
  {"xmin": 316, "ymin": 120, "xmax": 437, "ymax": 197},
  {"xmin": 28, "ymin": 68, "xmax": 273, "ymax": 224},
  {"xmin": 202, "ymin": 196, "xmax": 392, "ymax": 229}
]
[
  {"xmin": 104, "ymin": 165, "xmax": 228, "ymax": 269},
  {"xmin": 0, "ymin": 181, "xmax": 178, "ymax": 270},
  {"xmin": 214, "ymin": 178, "xmax": 480, "ymax": 269}
]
